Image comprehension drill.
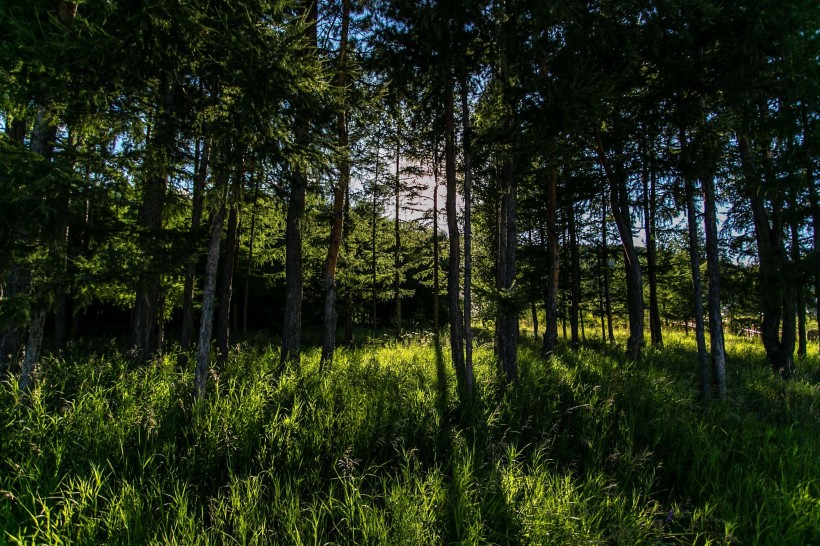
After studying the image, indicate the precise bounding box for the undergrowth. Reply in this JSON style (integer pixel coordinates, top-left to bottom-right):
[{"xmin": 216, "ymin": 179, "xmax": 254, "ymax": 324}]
[{"xmin": 0, "ymin": 331, "xmax": 817, "ymax": 544}]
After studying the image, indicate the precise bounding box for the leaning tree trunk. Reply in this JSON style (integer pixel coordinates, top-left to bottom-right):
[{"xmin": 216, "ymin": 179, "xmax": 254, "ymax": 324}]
[
  {"xmin": 181, "ymin": 137, "xmax": 209, "ymax": 350},
  {"xmin": 444, "ymin": 77, "xmax": 468, "ymax": 398},
  {"xmin": 701, "ymin": 171, "xmax": 727, "ymax": 397},
  {"xmin": 542, "ymin": 157, "xmax": 560, "ymax": 355},
  {"xmin": 320, "ymin": 0, "xmax": 350, "ymax": 367},
  {"xmin": 195, "ymin": 187, "xmax": 227, "ymax": 399},
  {"xmin": 281, "ymin": 0, "xmax": 317, "ymax": 368},
  {"xmin": 594, "ymin": 128, "xmax": 644, "ymax": 359}
]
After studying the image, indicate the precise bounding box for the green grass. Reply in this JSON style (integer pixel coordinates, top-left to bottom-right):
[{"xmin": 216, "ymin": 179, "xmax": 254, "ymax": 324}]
[{"xmin": 1, "ymin": 331, "xmax": 817, "ymax": 544}]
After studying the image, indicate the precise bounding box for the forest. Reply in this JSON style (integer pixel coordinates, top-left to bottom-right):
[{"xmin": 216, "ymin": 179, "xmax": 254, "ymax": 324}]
[{"xmin": 0, "ymin": 0, "xmax": 818, "ymax": 544}]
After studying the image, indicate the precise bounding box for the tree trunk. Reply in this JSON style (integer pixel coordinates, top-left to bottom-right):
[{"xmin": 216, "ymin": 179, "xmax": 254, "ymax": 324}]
[
  {"xmin": 789, "ymin": 201, "xmax": 807, "ymax": 358},
  {"xmin": 445, "ymin": 77, "xmax": 467, "ymax": 396},
  {"xmin": 568, "ymin": 202, "xmax": 580, "ymax": 348},
  {"xmin": 496, "ymin": 157, "xmax": 518, "ymax": 382},
  {"xmin": 542, "ymin": 157, "xmax": 560, "ymax": 355},
  {"xmin": 602, "ymin": 189, "xmax": 615, "ymax": 343},
  {"xmin": 460, "ymin": 74, "xmax": 474, "ymax": 394},
  {"xmin": 594, "ymin": 127, "xmax": 644, "ymax": 359},
  {"xmin": 181, "ymin": 137, "xmax": 209, "ymax": 350},
  {"xmin": 195, "ymin": 191, "xmax": 226, "ymax": 399},
  {"xmin": 433, "ymin": 155, "xmax": 440, "ymax": 343},
  {"xmin": 132, "ymin": 81, "xmax": 176, "ymax": 362},
  {"xmin": 643, "ymin": 157, "xmax": 663, "ymax": 347},
  {"xmin": 683, "ymin": 154, "xmax": 710, "ymax": 400},
  {"xmin": 701, "ymin": 171, "xmax": 727, "ymax": 397},
  {"xmin": 738, "ymin": 134, "xmax": 795, "ymax": 376},
  {"xmin": 394, "ymin": 130, "xmax": 402, "ymax": 340},
  {"xmin": 243, "ymin": 174, "xmax": 259, "ymax": 338},
  {"xmin": 321, "ymin": 0, "xmax": 350, "ymax": 367},
  {"xmin": 18, "ymin": 309, "xmax": 46, "ymax": 392},
  {"xmin": 217, "ymin": 177, "xmax": 241, "ymax": 364},
  {"xmin": 281, "ymin": 0, "xmax": 317, "ymax": 368}
]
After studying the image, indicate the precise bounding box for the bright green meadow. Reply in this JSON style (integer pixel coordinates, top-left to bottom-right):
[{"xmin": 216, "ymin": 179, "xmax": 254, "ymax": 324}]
[{"xmin": 1, "ymin": 331, "xmax": 818, "ymax": 545}]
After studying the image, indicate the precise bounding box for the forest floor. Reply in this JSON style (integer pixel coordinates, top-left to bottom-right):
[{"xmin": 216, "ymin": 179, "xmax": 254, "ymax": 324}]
[{"xmin": 1, "ymin": 329, "xmax": 818, "ymax": 545}]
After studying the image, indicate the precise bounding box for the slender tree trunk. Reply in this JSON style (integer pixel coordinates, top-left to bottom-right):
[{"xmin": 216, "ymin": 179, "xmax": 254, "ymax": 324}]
[
  {"xmin": 445, "ymin": 77, "xmax": 467, "ymax": 396},
  {"xmin": 568, "ymin": 202, "xmax": 581, "ymax": 348},
  {"xmin": 217, "ymin": 176, "xmax": 241, "ymax": 364},
  {"xmin": 321, "ymin": 0, "xmax": 350, "ymax": 367},
  {"xmin": 739, "ymin": 134, "xmax": 794, "ymax": 376},
  {"xmin": 602, "ymin": 189, "xmax": 615, "ymax": 343},
  {"xmin": 789, "ymin": 197, "xmax": 807, "ymax": 357},
  {"xmin": 433, "ymin": 156, "xmax": 440, "ymax": 343},
  {"xmin": 343, "ymin": 183, "xmax": 354, "ymax": 344},
  {"xmin": 683, "ymin": 149, "xmax": 710, "ymax": 400},
  {"xmin": 394, "ymin": 131, "xmax": 402, "ymax": 340},
  {"xmin": 643, "ymin": 157, "xmax": 663, "ymax": 347},
  {"xmin": 542, "ymin": 158, "xmax": 560, "ymax": 355},
  {"xmin": 461, "ymin": 74, "xmax": 474, "ymax": 393},
  {"xmin": 281, "ymin": 0, "xmax": 317, "ymax": 368},
  {"xmin": 195, "ymin": 190, "xmax": 226, "ymax": 399},
  {"xmin": 371, "ymin": 135, "xmax": 381, "ymax": 334},
  {"xmin": 701, "ymin": 171, "xmax": 727, "ymax": 397},
  {"xmin": 597, "ymin": 241, "xmax": 606, "ymax": 341},
  {"xmin": 181, "ymin": 137, "xmax": 209, "ymax": 350},
  {"xmin": 594, "ymin": 128, "xmax": 644, "ymax": 359},
  {"xmin": 243, "ymin": 174, "xmax": 259, "ymax": 338},
  {"xmin": 496, "ymin": 156, "xmax": 518, "ymax": 382},
  {"xmin": 132, "ymin": 81, "xmax": 176, "ymax": 362},
  {"xmin": 19, "ymin": 309, "xmax": 46, "ymax": 392}
]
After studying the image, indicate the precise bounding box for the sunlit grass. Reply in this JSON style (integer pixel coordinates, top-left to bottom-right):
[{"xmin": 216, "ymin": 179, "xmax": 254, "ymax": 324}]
[{"xmin": 0, "ymin": 328, "xmax": 817, "ymax": 544}]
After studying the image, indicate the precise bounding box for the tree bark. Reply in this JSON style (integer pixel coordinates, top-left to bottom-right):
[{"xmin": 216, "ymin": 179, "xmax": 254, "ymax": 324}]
[
  {"xmin": 280, "ymin": 0, "xmax": 317, "ymax": 368},
  {"xmin": 242, "ymin": 174, "xmax": 259, "ymax": 338},
  {"xmin": 460, "ymin": 74, "xmax": 474, "ymax": 394},
  {"xmin": 195, "ymin": 189, "xmax": 226, "ymax": 399},
  {"xmin": 320, "ymin": 0, "xmax": 350, "ymax": 367},
  {"xmin": 132, "ymin": 81, "xmax": 177, "ymax": 362},
  {"xmin": 643, "ymin": 156, "xmax": 663, "ymax": 347},
  {"xmin": 445, "ymin": 77, "xmax": 467, "ymax": 396},
  {"xmin": 496, "ymin": 157, "xmax": 518, "ymax": 382},
  {"xmin": 433, "ymin": 155, "xmax": 440, "ymax": 343},
  {"xmin": 217, "ymin": 175, "xmax": 241, "ymax": 364},
  {"xmin": 594, "ymin": 127, "xmax": 644, "ymax": 359},
  {"xmin": 601, "ymin": 189, "xmax": 615, "ymax": 343},
  {"xmin": 542, "ymin": 157, "xmax": 560, "ymax": 355},
  {"xmin": 701, "ymin": 171, "xmax": 727, "ymax": 397},
  {"xmin": 568, "ymin": 202, "xmax": 581, "ymax": 348},
  {"xmin": 181, "ymin": 137, "xmax": 210, "ymax": 350},
  {"xmin": 738, "ymin": 134, "xmax": 795, "ymax": 376},
  {"xmin": 394, "ymin": 129, "xmax": 402, "ymax": 340}
]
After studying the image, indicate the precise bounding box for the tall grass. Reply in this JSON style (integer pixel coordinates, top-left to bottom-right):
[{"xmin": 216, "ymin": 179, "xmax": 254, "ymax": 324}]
[{"xmin": 0, "ymin": 331, "xmax": 817, "ymax": 544}]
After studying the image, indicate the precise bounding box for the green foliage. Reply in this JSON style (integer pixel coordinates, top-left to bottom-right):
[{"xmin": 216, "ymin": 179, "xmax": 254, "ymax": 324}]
[{"xmin": 1, "ymin": 333, "xmax": 816, "ymax": 544}]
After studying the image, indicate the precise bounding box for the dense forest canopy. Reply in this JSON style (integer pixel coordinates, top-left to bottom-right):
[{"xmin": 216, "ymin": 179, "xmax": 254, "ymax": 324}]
[{"xmin": 0, "ymin": 0, "xmax": 818, "ymax": 398}]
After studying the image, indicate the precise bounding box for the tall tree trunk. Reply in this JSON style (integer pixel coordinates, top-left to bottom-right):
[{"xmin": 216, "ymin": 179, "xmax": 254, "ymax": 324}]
[
  {"xmin": 790, "ymin": 215, "xmax": 806, "ymax": 357},
  {"xmin": 683, "ymin": 144, "xmax": 710, "ymax": 400},
  {"xmin": 217, "ymin": 174, "xmax": 241, "ymax": 364},
  {"xmin": 461, "ymin": 74, "xmax": 474, "ymax": 393},
  {"xmin": 597, "ymin": 240, "xmax": 606, "ymax": 341},
  {"xmin": 445, "ymin": 77, "xmax": 467, "ymax": 396},
  {"xmin": 433, "ymin": 155, "xmax": 440, "ymax": 343},
  {"xmin": 394, "ymin": 131, "xmax": 402, "ymax": 340},
  {"xmin": 343, "ymin": 183, "xmax": 354, "ymax": 344},
  {"xmin": 18, "ymin": 109, "xmax": 57, "ymax": 390},
  {"xmin": 371, "ymin": 133, "xmax": 382, "ymax": 334},
  {"xmin": 496, "ymin": 157, "xmax": 518, "ymax": 382},
  {"xmin": 738, "ymin": 134, "xmax": 795, "ymax": 376},
  {"xmin": 195, "ymin": 185, "xmax": 227, "ymax": 399},
  {"xmin": 643, "ymin": 157, "xmax": 663, "ymax": 347},
  {"xmin": 602, "ymin": 189, "xmax": 615, "ymax": 343},
  {"xmin": 542, "ymin": 157, "xmax": 560, "ymax": 355},
  {"xmin": 701, "ymin": 171, "xmax": 727, "ymax": 397},
  {"xmin": 181, "ymin": 137, "xmax": 210, "ymax": 350},
  {"xmin": 568, "ymin": 202, "xmax": 581, "ymax": 348},
  {"xmin": 280, "ymin": 0, "xmax": 317, "ymax": 368},
  {"xmin": 243, "ymin": 174, "xmax": 259, "ymax": 338},
  {"xmin": 594, "ymin": 127, "xmax": 644, "ymax": 359},
  {"xmin": 320, "ymin": 0, "xmax": 350, "ymax": 367}
]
